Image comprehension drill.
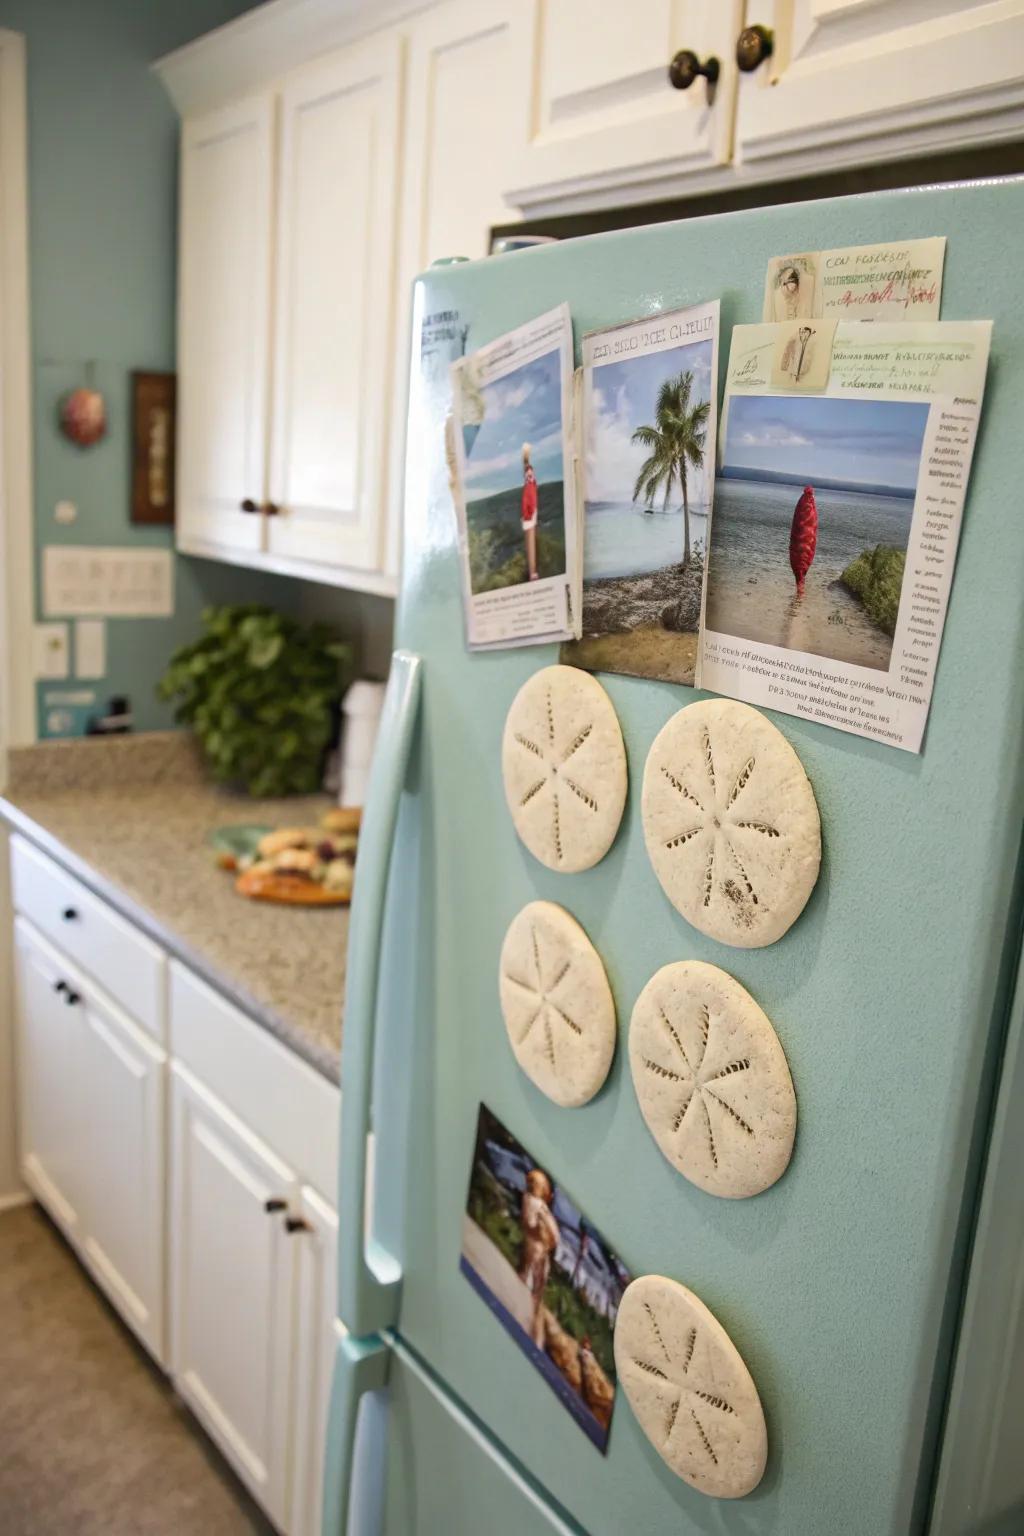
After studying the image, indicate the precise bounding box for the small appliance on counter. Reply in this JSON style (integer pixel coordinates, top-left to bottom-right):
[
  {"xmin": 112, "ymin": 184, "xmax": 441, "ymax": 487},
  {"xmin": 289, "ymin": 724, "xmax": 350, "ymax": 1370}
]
[{"xmin": 337, "ymin": 679, "xmax": 385, "ymax": 807}]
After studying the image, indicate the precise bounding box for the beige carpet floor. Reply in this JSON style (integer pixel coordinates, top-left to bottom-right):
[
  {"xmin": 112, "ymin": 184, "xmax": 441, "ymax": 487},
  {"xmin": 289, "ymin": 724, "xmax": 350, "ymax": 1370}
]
[{"xmin": 0, "ymin": 1202, "xmax": 274, "ymax": 1534}]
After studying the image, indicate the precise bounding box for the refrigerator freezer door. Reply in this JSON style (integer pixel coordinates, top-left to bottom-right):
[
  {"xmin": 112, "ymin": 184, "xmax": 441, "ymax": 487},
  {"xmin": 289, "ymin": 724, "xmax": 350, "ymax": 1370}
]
[{"xmin": 361, "ymin": 178, "xmax": 1024, "ymax": 1535}]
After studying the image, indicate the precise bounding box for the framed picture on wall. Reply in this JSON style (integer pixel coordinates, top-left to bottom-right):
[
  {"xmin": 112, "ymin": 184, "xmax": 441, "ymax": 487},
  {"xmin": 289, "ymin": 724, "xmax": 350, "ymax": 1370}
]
[{"xmin": 130, "ymin": 370, "xmax": 176, "ymax": 524}]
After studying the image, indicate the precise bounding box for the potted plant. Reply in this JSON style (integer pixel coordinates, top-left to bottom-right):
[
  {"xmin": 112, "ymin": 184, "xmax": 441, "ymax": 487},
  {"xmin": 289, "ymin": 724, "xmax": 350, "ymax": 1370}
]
[{"xmin": 158, "ymin": 605, "xmax": 351, "ymax": 797}]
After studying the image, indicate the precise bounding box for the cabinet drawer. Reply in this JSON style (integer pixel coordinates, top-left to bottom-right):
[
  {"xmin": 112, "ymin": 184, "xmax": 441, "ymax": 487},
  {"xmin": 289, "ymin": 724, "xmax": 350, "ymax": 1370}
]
[
  {"xmin": 170, "ymin": 960, "xmax": 339, "ymax": 1205},
  {"xmin": 10, "ymin": 835, "xmax": 165, "ymax": 1040}
]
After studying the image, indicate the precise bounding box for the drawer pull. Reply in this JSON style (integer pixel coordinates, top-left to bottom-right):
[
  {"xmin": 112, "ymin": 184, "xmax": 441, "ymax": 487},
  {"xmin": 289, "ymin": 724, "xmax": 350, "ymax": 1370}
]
[
  {"xmin": 284, "ymin": 1216, "xmax": 311, "ymax": 1235},
  {"xmin": 264, "ymin": 1197, "xmax": 287, "ymax": 1214},
  {"xmin": 62, "ymin": 907, "xmax": 79, "ymax": 921}
]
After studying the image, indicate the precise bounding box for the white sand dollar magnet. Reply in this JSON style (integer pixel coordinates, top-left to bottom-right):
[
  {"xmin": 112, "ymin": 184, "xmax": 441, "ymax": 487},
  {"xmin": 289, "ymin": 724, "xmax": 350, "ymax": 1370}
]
[
  {"xmin": 499, "ymin": 900, "xmax": 616, "ymax": 1107},
  {"xmin": 502, "ymin": 665, "xmax": 627, "ymax": 873},
  {"xmin": 615, "ymin": 1274, "xmax": 767, "ymax": 1499},
  {"xmin": 629, "ymin": 961, "xmax": 796, "ymax": 1198},
  {"xmin": 642, "ymin": 698, "xmax": 820, "ymax": 947}
]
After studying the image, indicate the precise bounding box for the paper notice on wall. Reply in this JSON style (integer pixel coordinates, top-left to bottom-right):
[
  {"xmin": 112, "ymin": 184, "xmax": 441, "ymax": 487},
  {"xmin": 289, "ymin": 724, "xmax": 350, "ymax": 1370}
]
[
  {"xmin": 449, "ymin": 305, "xmax": 580, "ymax": 649},
  {"xmin": 697, "ymin": 319, "xmax": 991, "ymax": 753},
  {"xmin": 763, "ymin": 238, "xmax": 945, "ymax": 323},
  {"xmin": 43, "ymin": 546, "xmax": 174, "ymax": 617}
]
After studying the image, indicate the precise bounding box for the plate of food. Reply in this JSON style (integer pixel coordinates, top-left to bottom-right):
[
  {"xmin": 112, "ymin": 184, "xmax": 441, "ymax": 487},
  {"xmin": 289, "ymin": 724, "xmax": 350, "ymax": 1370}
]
[{"xmin": 233, "ymin": 808, "xmax": 361, "ymax": 906}]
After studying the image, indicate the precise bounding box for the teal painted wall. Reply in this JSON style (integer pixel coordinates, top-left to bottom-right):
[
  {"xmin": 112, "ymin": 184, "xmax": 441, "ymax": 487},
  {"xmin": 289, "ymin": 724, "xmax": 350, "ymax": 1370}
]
[{"xmin": 1, "ymin": 0, "xmax": 395, "ymax": 737}]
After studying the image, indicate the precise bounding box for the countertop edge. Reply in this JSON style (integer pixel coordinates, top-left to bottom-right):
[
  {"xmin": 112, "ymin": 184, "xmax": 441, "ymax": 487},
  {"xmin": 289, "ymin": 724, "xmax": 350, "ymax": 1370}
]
[{"xmin": 1, "ymin": 797, "xmax": 341, "ymax": 1085}]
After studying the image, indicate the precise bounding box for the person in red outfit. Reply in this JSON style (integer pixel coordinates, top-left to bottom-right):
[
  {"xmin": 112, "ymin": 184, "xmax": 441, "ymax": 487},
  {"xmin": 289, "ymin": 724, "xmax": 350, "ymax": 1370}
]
[{"xmin": 521, "ymin": 442, "xmax": 539, "ymax": 581}]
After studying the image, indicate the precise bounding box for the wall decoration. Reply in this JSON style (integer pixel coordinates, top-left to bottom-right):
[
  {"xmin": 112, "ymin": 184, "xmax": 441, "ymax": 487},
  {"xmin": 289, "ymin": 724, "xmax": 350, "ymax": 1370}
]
[
  {"xmin": 460, "ymin": 1103, "xmax": 631, "ymax": 1454},
  {"xmin": 614, "ymin": 1274, "xmax": 767, "ymax": 1498},
  {"xmin": 130, "ymin": 370, "xmax": 176, "ymax": 524},
  {"xmin": 502, "ymin": 664, "xmax": 626, "ymax": 873},
  {"xmin": 641, "ymin": 697, "xmax": 820, "ymax": 948},
  {"xmin": 59, "ymin": 371, "xmax": 106, "ymax": 447},
  {"xmin": 499, "ymin": 900, "xmax": 615, "ymax": 1108},
  {"xmin": 629, "ymin": 960, "xmax": 796, "ymax": 1197},
  {"xmin": 43, "ymin": 546, "xmax": 174, "ymax": 617}
]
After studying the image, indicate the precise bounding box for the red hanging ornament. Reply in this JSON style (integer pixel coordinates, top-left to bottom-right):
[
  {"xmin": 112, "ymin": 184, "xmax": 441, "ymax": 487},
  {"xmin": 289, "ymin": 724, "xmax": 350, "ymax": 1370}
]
[{"xmin": 59, "ymin": 362, "xmax": 106, "ymax": 447}]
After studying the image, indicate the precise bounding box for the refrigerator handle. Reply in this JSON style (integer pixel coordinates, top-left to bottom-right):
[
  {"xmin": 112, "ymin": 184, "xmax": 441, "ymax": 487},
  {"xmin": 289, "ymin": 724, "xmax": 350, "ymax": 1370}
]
[
  {"xmin": 322, "ymin": 1331, "xmax": 390, "ymax": 1536},
  {"xmin": 338, "ymin": 648, "xmax": 422, "ymax": 1335}
]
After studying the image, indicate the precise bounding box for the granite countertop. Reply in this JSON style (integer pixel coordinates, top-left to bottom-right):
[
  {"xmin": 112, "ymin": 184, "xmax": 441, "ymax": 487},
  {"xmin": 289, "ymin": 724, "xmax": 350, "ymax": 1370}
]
[{"xmin": 2, "ymin": 732, "xmax": 347, "ymax": 1081}]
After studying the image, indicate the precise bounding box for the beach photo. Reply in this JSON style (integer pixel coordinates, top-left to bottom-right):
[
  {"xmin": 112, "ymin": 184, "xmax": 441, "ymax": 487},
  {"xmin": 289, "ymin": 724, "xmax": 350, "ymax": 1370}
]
[
  {"xmin": 460, "ymin": 1104, "xmax": 630, "ymax": 1453},
  {"xmin": 563, "ymin": 321, "xmax": 715, "ymax": 685},
  {"xmin": 460, "ymin": 348, "xmax": 566, "ymax": 595},
  {"xmin": 705, "ymin": 394, "xmax": 929, "ymax": 669}
]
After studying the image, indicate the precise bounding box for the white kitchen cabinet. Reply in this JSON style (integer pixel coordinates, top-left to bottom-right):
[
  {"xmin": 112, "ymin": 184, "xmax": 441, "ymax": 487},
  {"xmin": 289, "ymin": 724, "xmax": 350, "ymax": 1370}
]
[
  {"xmin": 78, "ymin": 986, "xmax": 166, "ymax": 1361},
  {"xmin": 13, "ymin": 918, "xmax": 89, "ymax": 1238},
  {"xmin": 288, "ymin": 1186, "xmax": 343, "ymax": 1536},
  {"xmin": 177, "ymin": 93, "xmax": 275, "ymax": 555},
  {"xmin": 12, "ymin": 916, "xmax": 167, "ymax": 1362},
  {"xmin": 386, "ymin": 0, "xmax": 524, "ymax": 575},
  {"xmin": 169, "ymin": 1061, "xmax": 298, "ymax": 1529},
  {"xmin": 505, "ymin": 0, "xmax": 744, "ymax": 213},
  {"xmin": 734, "ymin": 0, "xmax": 1024, "ymax": 175},
  {"xmin": 268, "ymin": 35, "xmax": 402, "ymax": 573}
]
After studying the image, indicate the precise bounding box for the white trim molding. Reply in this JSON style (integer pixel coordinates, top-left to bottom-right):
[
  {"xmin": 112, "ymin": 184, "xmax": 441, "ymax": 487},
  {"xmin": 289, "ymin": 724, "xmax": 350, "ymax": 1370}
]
[{"xmin": 0, "ymin": 27, "xmax": 35, "ymax": 759}]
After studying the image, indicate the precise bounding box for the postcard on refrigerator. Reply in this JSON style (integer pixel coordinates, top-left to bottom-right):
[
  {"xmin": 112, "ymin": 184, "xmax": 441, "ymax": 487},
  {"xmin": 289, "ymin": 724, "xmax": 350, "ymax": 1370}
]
[
  {"xmin": 763, "ymin": 238, "xmax": 945, "ymax": 323},
  {"xmin": 560, "ymin": 300, "xmax": 719, "ymax": 685},
  {"xmin": 450, "ymin": 305, "xmax": 579, "ymax": 649},
  {"xmin": 698, "ymin": 320, "xmax": 992, "ymax": 753},
  {"xmin": 460, "ymin": 1103, "xmax": 630, "ymax": 1453}
]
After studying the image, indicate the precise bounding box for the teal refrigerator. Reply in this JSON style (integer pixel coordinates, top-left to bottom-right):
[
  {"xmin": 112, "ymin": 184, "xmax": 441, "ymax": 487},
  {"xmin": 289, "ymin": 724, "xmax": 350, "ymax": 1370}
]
[{"xmin": 324, "ymin": 178, "xmax": 1024, "ymax": 1535}]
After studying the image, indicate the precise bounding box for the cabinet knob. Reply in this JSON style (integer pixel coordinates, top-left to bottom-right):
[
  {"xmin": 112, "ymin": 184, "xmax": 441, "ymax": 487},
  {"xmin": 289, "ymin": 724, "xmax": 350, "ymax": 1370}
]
[
  {"xmin": 668, "ymin": 49, "xmax": 720, "ymax": 92},
  {"xmin": 262, "ymin": 502, "xmax": 280, "ymax": 517},
  {"xmin": 53, "ymin": 979, "xmax": 68, "ymax": 994},
  {"xmin": 62, "ymin": 906, "xmax": 79, "ymax": 921},
  {"xmin": 284, "ymin": 1215, "xmax": 311, "ymax": 1235},
  {"xmin": 63, "ymin": 990, "xmax": 81, "ymax": 1007},
  {"xmin": 736, "ymin": 24, "xmax": 774, "ymax": 72},
  {"xmin": 240, "ymin": 498, "xmax": 260, "ymax": 513},
  {"xmin": 264, "ymin": 1198, "xmax": 287, "ymax": 1214}
]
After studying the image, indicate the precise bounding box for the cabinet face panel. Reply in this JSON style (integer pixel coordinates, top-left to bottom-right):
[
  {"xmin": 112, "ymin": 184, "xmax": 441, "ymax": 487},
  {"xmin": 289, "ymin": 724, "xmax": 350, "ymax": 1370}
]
[
  {"xmin": 169, "ymin": 1065, "xmax": 297, "ymax": 1526},
  {"xmin": 506, "ymin": 0, "xmax": 742, "ymax": 208},
  {"xmin": 13, "ymin": 920, "xmax": 88, "ymax": 1234},
  {"xmin": 268, "ymin": 36, "xmax": 402, "ymax": 572},
  {"xmin": 735, "ymin": 0, "xmax": 1024, "ymax": 169},
  {"xmin": 289, "ymin": 1186, "xmax": 343, "ymax": 1536},
  {"xmin": 178, "ymin": 95, "xmax": 274, "ymax": 552},
  {"xmin": 79, "ymin": 995, "xmax": 166, "ymax": 1363}
]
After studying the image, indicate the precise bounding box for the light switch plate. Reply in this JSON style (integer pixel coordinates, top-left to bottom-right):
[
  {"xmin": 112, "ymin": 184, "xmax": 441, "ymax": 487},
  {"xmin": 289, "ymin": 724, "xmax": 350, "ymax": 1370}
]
[
  {"xmin": 75, "ymin": 618, "xmax": 106, "ymax": 679},
  {"xmin": 32, "ymin": 622, "xmax": 70, "ymax": 680}
]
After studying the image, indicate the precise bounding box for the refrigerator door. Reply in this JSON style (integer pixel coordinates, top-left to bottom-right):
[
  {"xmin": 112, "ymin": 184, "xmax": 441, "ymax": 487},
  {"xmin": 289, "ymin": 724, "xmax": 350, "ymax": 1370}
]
[
  {"xmin": 350, "ymin": 179, "xmax": 1024, "ymax": 1536},
  {"xmin": 324, "ymin": 1332, "xmax": 582, "ymax": 1536}
]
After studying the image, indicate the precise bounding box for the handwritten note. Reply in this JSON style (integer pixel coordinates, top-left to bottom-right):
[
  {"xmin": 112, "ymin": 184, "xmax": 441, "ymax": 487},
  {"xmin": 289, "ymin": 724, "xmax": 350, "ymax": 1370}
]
[{"xmin": 764, "ymin": 238, "xmax": 945, "ymax": 324}]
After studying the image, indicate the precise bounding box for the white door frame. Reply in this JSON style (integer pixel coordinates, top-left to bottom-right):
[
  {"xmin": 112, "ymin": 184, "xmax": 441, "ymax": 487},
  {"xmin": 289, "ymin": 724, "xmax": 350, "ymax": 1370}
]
[{"xmin": 0, "ymin": 26, "xmax": 34, "ymax": 765}]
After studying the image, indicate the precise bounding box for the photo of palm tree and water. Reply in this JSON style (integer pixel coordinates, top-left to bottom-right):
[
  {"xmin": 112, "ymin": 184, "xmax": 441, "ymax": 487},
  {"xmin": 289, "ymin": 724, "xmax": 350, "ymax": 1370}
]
[
  {"xmin": 562, "ymin": 333, "xmax": 714, "ymax": 684},
  {"xmin": 460, "ymin": 348, "xmax": 567, "ymax": 595},
  {"xmin": 705, "ymin": 394, "xmax": 929, "ymax": 669}
]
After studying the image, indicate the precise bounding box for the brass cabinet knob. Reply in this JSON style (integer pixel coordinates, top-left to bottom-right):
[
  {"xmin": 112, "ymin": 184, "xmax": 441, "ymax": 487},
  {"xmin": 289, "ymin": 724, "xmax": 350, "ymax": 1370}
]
[
  {"xmin": 263, "ymin": 502, "xmax": 280, "ymax": 516},
  {"xmin": 668, "ymin": 49, "xmax": 720, "ymax": 90},
  {"xmin": 736, "ymin": 24, "xmax": 774, "ymax": 72},
  {"xmin": 240, "ymin": 497, "xmax": 260, "ymax": 513}
]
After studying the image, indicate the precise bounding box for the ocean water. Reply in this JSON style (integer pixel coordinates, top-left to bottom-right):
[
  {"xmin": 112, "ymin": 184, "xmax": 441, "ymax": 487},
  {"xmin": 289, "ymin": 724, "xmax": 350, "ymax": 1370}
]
[
  {"xmin": 584, "ymin": 499, "xmax": 708, "ymax": 580},
  {"xmin": 705, "ymin": 477, "xmax": 914, "ymax": 670}
]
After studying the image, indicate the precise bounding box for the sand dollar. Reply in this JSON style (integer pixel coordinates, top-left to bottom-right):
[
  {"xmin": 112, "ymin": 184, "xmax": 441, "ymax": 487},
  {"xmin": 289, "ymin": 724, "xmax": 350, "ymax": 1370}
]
[
  {"xmin": 499, "ymin": 900, "xmax": 616, "ymax": 1107},
  {"xmin": 642, "ymin": 698, "xmax": 820, "ymax": 947},
  {"xmin": 502, "ymin": 665, "xmax": 627, "ymax": 873},
  {"xmin": 614, "ymin": 1274, "xmax": 767, "ymax": 1499},
  {"xmin": 629, "ymin": 961, "xmax": 796, "ymax": 1198}
]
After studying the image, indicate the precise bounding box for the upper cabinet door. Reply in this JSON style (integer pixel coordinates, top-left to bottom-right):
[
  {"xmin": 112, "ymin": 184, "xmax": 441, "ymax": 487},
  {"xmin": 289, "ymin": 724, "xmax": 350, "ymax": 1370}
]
[
  {"xmin": 735, "ymin": 0, "xmax": 1024, "ymax": 172},
  {"xmin": 267, "ymin": 36, "xmax": 403, "ymax": 573},
  {"xmin": 177, "ymin": 95, "xmax": 274, "ymax": 553},
  {"xmin": 504, "ymin": 0, "xmax": 743, "ymax": 214}
]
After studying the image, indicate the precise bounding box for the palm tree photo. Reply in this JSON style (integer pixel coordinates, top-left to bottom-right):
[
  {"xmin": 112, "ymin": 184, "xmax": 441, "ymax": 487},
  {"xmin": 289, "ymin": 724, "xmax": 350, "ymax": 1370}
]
[{"xmin": 630, "ymin": 369, "xmax": 709, "ymax": 570}]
